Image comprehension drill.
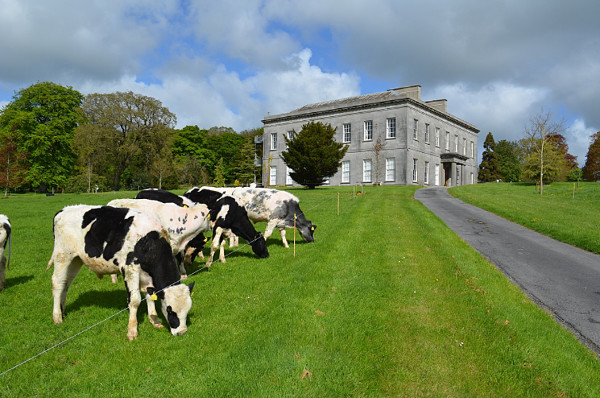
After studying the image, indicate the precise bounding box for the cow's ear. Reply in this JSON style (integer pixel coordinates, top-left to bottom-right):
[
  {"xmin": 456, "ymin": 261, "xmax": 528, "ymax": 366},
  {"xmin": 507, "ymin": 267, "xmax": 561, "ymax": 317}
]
[{"xmin": 187, "ymin": 281, "xmax": 195, "ymax": 294}]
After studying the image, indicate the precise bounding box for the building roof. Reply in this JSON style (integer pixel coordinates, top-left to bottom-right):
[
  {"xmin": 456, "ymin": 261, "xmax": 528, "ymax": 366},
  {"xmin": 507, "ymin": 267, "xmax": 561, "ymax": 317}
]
[{"xmin": 262, "ymin": 85, "xmax": 479, "ymax": 133}]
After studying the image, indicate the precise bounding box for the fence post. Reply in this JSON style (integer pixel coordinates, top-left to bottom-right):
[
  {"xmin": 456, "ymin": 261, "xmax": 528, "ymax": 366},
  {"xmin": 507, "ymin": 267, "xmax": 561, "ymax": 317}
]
[{"xmin": 293, "ymin": 213, "xmax": 296, "ymax": 258}]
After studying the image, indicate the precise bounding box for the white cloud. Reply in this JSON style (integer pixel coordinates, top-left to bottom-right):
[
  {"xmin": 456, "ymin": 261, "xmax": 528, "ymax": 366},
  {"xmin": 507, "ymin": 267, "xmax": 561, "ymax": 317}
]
[{"xmin": 566, "ymin": 119, "xmax": 596, "ymax": 166}]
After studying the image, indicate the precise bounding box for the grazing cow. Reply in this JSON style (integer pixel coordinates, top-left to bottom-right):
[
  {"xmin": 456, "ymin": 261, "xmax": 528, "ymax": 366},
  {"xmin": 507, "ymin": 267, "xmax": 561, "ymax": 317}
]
[
  {"xmin": 230, "ymin": 188, "xmax": 317, "ymax": 248},
  {"xmin": 47, "ymin": 205, "xmax": 195, "ymax": 340},
  {"xmin": 184, "ymin": 188, "xmax": 269, "ymax": 266},
  {"xmin": 107, "ymin": 199, "xmax": 210, "ymax": 279},
  {"xmin": 0, "ymin": 215, "xmax": 11, "ymax": 292},
  {"xmin": 135, "ymin": 189, "xmax": 210, "ymax": 265}
]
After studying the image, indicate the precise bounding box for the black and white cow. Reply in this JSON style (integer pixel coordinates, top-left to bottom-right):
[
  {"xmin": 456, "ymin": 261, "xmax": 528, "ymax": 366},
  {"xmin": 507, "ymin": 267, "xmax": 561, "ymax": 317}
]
[
  {"xmin": 47, "ymin": 205, "xmax": 195, "ymax": 340},
  {"xmin": 0, "ymin": 215, "xmax": 11, "ymax": 292},
  {"xmin": 204, "ymin": 187, "xmax": 317, "ymax": 248},
  {"xmin": 135, "ymin": 188, "xmax": 209, "ymax": 265},
  {"xmin": 184, "ymin": 187, "xmax": 269, "ymax": 266},
  {"xmin": 107, "ymin": 198, "xmax": 210, "ymax": 279}
]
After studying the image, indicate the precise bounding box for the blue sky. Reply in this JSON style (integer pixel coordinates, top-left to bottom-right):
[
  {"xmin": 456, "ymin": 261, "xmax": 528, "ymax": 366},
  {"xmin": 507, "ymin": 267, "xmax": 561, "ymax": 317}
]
[{"xmin": 1, "ymin": 0, "xmax": 599, "ymax": 164}]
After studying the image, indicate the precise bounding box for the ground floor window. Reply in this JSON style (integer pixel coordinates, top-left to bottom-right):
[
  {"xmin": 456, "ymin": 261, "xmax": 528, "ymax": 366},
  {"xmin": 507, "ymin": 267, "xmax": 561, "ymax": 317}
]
[
  {"xmin": 412, "ymin": 159, "xmax": 418, "ymax": 182},
  {"xmin": 424, "ymin": 161, "xmax": 429, "ymax": 185},
  {"xmin": 363, "ymin": 159, "xmax": 372, "ymax": 183},
  {"xmin": 269, "ymin": 166, "xmax": 277, "ymax": 186},
  {"xmin": 286, "ymin": 167, "xmax": 294, "ymax": 185},
  {"xmin": 385, "ymin": 158, "xmax": 395, "ymax": 181},
  {"xmin": 341, "ymin": 161, "xmax": 350, "ymax": 183}
]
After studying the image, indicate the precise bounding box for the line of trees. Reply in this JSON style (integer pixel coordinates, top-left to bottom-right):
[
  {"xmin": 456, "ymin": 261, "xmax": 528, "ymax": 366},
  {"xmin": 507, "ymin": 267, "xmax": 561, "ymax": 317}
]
[
  {"xmin": 0, "ymin": 82, "xmax": 264, "ymax": 194},
  {"xmin": 479, "ymin": 110, "xmax": 600, "ymax": 190}
]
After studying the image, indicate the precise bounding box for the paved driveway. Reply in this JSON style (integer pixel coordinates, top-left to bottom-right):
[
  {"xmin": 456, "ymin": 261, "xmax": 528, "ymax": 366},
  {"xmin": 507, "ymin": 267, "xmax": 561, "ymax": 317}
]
[{"xmin": 415, "ymin": 186, "xmax": 600, "ymax": 355}]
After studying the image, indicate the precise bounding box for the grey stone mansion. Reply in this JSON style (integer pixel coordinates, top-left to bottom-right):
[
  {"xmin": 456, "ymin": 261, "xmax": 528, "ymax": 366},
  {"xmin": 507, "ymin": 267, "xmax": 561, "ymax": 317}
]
[{"xmin": 261, "ymin": 85, "xmax": 479, "ymax": 187}]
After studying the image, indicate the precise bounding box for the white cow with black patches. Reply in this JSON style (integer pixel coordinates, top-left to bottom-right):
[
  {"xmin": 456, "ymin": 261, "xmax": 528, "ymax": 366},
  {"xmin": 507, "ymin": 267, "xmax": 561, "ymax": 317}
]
[
  {"xmin": 0, "ymin": 214, "xmax": 11, "ymax": 292},
  {"xmin": 229, "ymin": 188, "xmax": 317, "ymax": 248},
  {"xmin": 107, "ymin": 198, "xmax": 210, "ymax": 279},
  {"xmin": 47, "ymin": 205, "xmax": 195, "ymax": 340}
]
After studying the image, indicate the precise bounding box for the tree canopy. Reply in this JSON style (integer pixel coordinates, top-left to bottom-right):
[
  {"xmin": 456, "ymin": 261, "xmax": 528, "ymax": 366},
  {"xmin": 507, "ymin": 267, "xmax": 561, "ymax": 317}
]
[
  {"xmin": 495, "ymin": 140, "xmax": 521, "ymax": 182},
  {"xmin": 582, "ymin": 131, "xmax": 600, "ymax": 181},
  {"xmin": 281, "ymin": 121, "xmax": 348, "ymax": 189},
  {"xmin": 75, "ymin": 91, "xmax": 176, "ymax": 190},
  {"xmin": 478, "ymin": 132, "xmax": 502, "ymax": 182},
  {"xmin": 0, "ymin": 82, "xmax": 84, "ymax": 192}
]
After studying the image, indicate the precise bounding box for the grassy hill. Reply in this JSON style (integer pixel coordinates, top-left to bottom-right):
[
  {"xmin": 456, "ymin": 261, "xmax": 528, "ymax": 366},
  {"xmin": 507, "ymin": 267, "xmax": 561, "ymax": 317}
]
[
  {"xmin": 0, "ymin": 186, "xmax": 598, "ymax": 396},
  {"xmin": 450, "ymin": 182, "xmax": 600, "ymax": 254}
]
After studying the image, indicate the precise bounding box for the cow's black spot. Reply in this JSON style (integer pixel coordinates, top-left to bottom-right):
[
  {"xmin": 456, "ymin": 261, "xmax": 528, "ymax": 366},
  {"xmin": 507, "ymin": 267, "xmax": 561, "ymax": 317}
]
[
  {"xmin": 2, "ymin": 223, "xmax": 10, "ymax": 249},
  {"xmin": 83, "ymin": 207, "xmax": 133, "ymax": 261},
  {"xmin": 126, "ymin": 231, "xmax": 180, "ymax": 291},
  {"xmin": 166, "ymin": 305, "xmax": 180, "ymax": 329},
  {"xmin": 135, "ymin": 189, "xmax": 186, "ymax": 206},
  {"xmin": 124, "ymin": 280, "xmax": 131, "ymax": 304}
]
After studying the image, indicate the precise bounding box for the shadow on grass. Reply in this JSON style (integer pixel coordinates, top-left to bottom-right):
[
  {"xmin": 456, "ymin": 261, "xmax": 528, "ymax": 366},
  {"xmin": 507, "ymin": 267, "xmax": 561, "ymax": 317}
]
[
  {"xmin": 5, "ymin": 274, "xmax": 35, "ymax": 289},
  {"xmin": 66, "ymin": 289, "xmax": 127, "ymax": 315}
]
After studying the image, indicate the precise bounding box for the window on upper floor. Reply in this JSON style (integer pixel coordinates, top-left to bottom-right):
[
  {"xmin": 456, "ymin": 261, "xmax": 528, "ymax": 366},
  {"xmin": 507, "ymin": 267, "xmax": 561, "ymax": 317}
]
[
  {"xmin": 343, "ymin": 123, "xmax": 351, "ymax": 143},
  {"xmin": 413, "ymin": 119, "xmax": 418, "ymax": 140},
  {"xmin": 270, "ymin": 133, "xmax": 277, "ymax": 150},
  {"xmin": 386, "ymin": 118, "xmax": 396, "ymax": 139},
  {"xmin": 445, "ymin": 131, "xmax": 450, "ymax": 150},
  {"xmin": 364, "ymin": 120, "xmax": 373, "ymax": 141},
  {"xmin": 425, "ymin": 123, "xmax": 430, "ymax": 143},
  {"xmin": 435, "ymin": 127, "xmax": 440, "ymax": 147}
]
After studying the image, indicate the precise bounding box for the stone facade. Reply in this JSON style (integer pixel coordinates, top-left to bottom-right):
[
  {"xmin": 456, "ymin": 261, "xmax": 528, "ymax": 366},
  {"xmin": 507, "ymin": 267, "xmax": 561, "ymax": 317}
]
[{"xmin": 262, "ymin": 85, "xmax": 479, "ymax": 187}]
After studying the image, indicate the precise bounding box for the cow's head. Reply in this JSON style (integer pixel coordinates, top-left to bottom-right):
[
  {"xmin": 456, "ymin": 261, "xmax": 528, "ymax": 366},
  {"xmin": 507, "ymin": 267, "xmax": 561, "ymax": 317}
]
[
  {"xmin": 297, "ymin": 220, "xmax": 317, "ymax": 243},
  {"xmin": 150, "ymin": 282, "xmax": 194, "ymax": 336},
  {"xmin": 250, "ymin": 232, "xmax": 269, "ymax": 258}
]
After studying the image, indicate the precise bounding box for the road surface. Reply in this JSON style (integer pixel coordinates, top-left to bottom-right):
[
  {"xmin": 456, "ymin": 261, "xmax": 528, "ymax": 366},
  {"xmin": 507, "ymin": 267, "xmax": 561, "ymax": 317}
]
[{"xmin": 415, "ymin": 186, "xmax": 600, "ymax": 355}]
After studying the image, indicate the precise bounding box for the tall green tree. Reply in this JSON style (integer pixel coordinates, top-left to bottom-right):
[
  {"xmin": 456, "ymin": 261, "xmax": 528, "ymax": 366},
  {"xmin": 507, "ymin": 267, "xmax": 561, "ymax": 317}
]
[
  {"xmin": 495, "ymin": 140, "xmax": 521, "ymax": 182},
  {"xmin": 478, "ymin": 132, "xmax": 502, "ymax": 182},
  {"xmin": 281, "ymin": 121, "xmax": 349, "ymax": 189},
  {"xmin": 0, "ymin": 82, "xmax": 84, "ymax": 192},
  {"xmin": 234, "ymin": 136, "xmax": 259, "ymax": 185},
  {"xmin": 206, "ymin": 130, "xmax": 244, "ymax": 184},
  {"xmin": 582, "ymin": 131, "xmax": 600, "ymax": 181},
  {"xmin": 75, "ymin": 91, "xmax": 176, "ymax": 190},
  {"xmin": 172, "ymin": 125, "xmax": 214, "ymax": 186}
]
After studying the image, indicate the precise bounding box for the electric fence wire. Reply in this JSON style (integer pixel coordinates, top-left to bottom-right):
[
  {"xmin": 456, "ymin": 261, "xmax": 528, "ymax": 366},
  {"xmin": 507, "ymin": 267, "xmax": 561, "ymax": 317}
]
[{"xmin": 0, "ymin": 191, "xmax": 346, "ymax": 377}]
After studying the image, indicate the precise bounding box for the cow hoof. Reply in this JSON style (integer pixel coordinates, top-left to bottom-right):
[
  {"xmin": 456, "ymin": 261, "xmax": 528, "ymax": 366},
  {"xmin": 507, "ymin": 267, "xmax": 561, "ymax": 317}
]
[
  {"xmin": 127, "ymin": 333, "xmax": 138, "ymax": 341},
  {"xmin": 53, "ymin": 314, "xmax": 63, "ymax": 324},
  {"xmin": 180, "ymin": 274, "xmax": 188, "ymax": 280}
]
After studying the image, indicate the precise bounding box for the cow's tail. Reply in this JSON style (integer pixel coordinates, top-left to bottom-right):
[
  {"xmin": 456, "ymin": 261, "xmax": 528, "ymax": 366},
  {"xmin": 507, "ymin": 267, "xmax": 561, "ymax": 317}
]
[{"xmin": 6, "ymin": 229, "xmax": 10, "ymax": 270}]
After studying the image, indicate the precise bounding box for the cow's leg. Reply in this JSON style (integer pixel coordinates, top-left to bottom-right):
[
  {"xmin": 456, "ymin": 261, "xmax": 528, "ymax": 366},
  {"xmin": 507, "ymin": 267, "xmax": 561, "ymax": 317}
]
[
  {"xmin": 263, "ymin": 221, "xmax": 277, "ymax": 240},
  {"xmin": 279, "ymin": 227, "xmax": 289, "ymax": 248},
  {"xmin": 0, "ymin": 256, "xmax": 6, "ymax": 292},
  {"xmin": 145, "ymin": 292, "xmax": 163, "ymax": 328},
  {"xmin": 206, "ymin": 228, "xmax": 224, "ymax": 267},
  {"xmin": 219, "ymin": 239, "xmax": 227, "ymax": 264},
  {"xmin": 110, "ymin": 274, "xmax": 119, "ymax": 283},
  {"xmin": 51, "ymin": 254, "xmax": 83, "ymax": 324},
  {"xmin": 176, "ymin": 253, "xmax": 188, "ymax": 280},
  {"xmin": 124, "ymin": 273, "xmax": 141, "ymax": 340}
]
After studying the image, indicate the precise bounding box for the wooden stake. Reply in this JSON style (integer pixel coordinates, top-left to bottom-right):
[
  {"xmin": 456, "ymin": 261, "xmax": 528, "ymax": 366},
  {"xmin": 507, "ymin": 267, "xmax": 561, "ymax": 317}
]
[
  {"xmin": 337, "ymin": 192, "xmax": 340, "ymax": 216},
  {"xmin": 293, "ymin": 213, "xmax": 296, "ymax": 258}
]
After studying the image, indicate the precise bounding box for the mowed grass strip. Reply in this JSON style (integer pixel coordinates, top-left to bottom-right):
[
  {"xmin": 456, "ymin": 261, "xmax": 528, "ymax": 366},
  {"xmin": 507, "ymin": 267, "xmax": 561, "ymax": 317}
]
[
  {"xmin": 450, "ymin": 182, "xmax": 600, "ymax": 253},
  {"xmin": 0, "ymin": 186, "xmax": 599, "ymax": 396}
]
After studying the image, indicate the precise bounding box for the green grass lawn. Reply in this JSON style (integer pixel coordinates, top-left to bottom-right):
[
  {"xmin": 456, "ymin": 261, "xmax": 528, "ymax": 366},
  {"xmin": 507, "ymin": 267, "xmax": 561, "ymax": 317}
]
[
  {"xmin": 0, "ymin": 186, "xmax": 599, "ymax": 396},
  {"xmin": 450, "ymin": 182, "xmax": 600, "ymax": 254}
]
